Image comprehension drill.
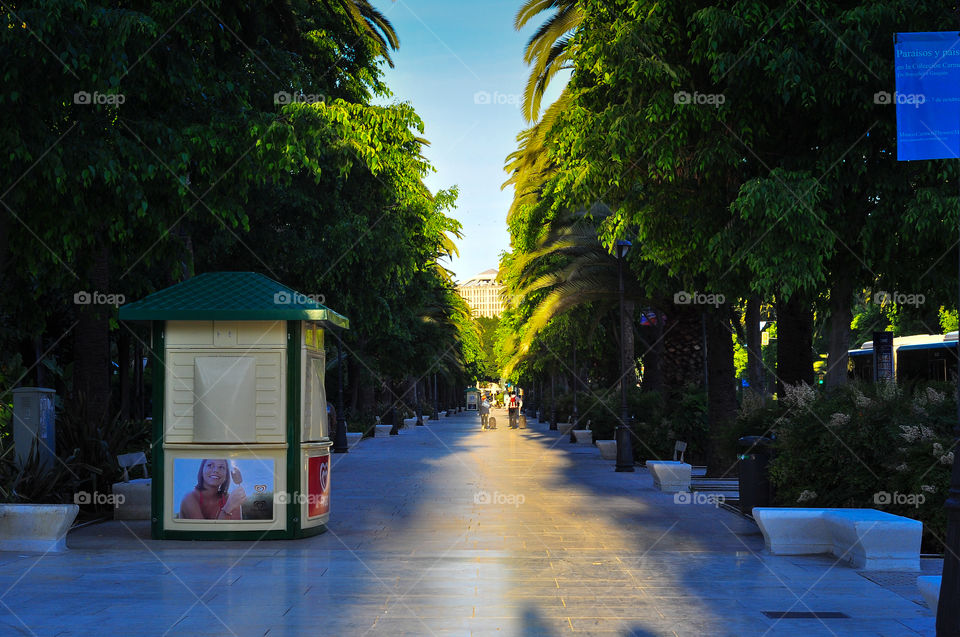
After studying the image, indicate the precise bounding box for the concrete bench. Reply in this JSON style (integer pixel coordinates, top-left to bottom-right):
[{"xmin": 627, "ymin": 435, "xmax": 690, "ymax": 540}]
[
  {"xmin": 345, "ymin": 432, "xmax": 363, "ymax": 449},
  {"xmin": 557, "ymin": 422, "xmax": 575, "ymax": 435},
  {"xmin": 596, "ymin": 440, "xmax": 617, "ymax": 460},
  {"xmin": 0, "ymin": 504, "xmax": 79, "ymax": 552},
  {"xmin": 646, "ymin": 461, "xmax": 692, "ymax": 493},
  {"xmin": 374, "ymin": 425, "xmax": 394, "ymax": 436},
  {"xmin": 573, "ymin": 429, "xmax": 593, "ymax": 445},
  {"xmin": 752, "ymin": 508, "xmax": 922, "ymax": 570},
  {"xmin": 917, "ymin": 576, "xmax": 941, "ymax": 610}
]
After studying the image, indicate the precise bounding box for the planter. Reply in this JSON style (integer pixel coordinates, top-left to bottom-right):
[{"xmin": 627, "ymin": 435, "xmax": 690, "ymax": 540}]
[
  {"xmin": 346, "ymin": 432, "xmax": 363, "ymax": 449},
  {"xmin": 374, "ymin": 425, "xmax": 394, "ymax": 437},
  {"xmin": 0, "ymin": 504, "xmax": 79, "ymax": 553},
  {"xmin": 558, "ymin": 422, "xmax": 575, "ymax": 436},
  {"xmin": 572, "ymin": 429, "xmax": 593, "ymax": 445},
  {"xmin": 596, "ymin": 440, "xmax": 617, "ymax": 460}
]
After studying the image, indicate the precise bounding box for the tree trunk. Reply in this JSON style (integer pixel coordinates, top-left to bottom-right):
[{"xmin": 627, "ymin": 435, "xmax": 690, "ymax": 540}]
[
  {"xmin": 134, "ymin": 338, "xmax": 144, "ymax": 421},
  {"xmin": 119, "ymin": 328, "xmax": 130, "ymax": 421},
  {"xmin": 73, "ymin": 242, "xmax": 112, "ymax": 425},
  {"xmin": 824, "ymin": 274, "xmax": 854, "ymax": 388},
  {"xmin": 705, "ymin": 310, "xmax": 737, "ymax": 476},
  {"xmin": 745, "ymin": 297, "xmax": 765, "ymax": 396},
  {"xmin": 661, "ymin": 306, "xmax": 705, "ymax": 391},
  {"xmin": 776, "ymin": 292, "xmax": 814, "ymax": 394}
]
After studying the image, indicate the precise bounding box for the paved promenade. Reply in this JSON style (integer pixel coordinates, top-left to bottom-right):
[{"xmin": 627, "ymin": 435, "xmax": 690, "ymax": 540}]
[{"xmin": 0, "ymin": 409, "xmax": 939, "ymax": 635}]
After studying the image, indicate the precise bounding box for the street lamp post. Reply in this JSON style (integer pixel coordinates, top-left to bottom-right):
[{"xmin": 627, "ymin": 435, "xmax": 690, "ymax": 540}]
[
  {"xmin": 550, "ymin": 369, "xmax": 557, "ymax": 430},
  {"xmin": 615, "ymin": 239, "xmax": 635, "ymax": 472},
  {"xmin": 570, "ymin": 346, "xmax": 578, "ymax": 444},
  {"xmin": 332, "ymin": 336, "xmax": 349, "ymax": 453},
  {"xmin": 432, "ymin": 372, "xmax": 440, "ymax": 420},
  {"xmin": 415, "ymin": 378, "xmax": 424, "ymax": 426}
]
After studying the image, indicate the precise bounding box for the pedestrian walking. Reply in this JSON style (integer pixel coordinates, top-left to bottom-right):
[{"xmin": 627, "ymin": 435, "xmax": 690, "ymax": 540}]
[
  {"xmin": 479, "ymin": 398, "xmax": 490, "ymax": 429},
  {"xmin": 508, "ymin": 392, "xmax": 519, "ymax": 428}
]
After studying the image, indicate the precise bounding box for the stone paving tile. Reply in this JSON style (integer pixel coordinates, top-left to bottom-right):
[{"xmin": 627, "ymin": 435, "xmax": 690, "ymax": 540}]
[{"xmin": 0, "ymin": 409, "xmax": 940, "ymax": 636}]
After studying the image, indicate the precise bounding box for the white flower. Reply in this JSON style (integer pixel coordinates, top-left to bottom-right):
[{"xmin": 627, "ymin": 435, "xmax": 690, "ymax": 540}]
[
  {"xmin": 933, "ymin": 442, "xmax": 944, "ymax": 456},
  {"xmin": 921, "ymin": 485, "xmax": 936, "ymax": 493},
  {"xmin": 926, "ymin": 387, "xmax": 946, "ymax": 405},
  {"xmin": 877, "ymin": 379, "xmax": 901, "ymax": 401},
  {"xmin": 828, "ymin": 412, "xmax": 850, "ymax": 427},
  {"xmin": 797, "ymin": 490, "xmax": 817, "ymax": 503},
  {"xmin": 941, "ymin": 452, "xmax": 955, "ymax": 466},
  {"xmin": 920, "ymin": 426, "xmax": 935, "ymax": 441},
  {"xmin": 895, "ymin": 463, "xmax": 910, "ymax": 473},
  {"xmin": 899, "ymin": 425, "xmax": 921, "ymax": 443},
  {"xmin": 853, "ymin": 389, "xmax": 873, "ymax": 408},
  {"xmin": 782, "ymin": 382, "xmax": 817, "ymax": 409}
]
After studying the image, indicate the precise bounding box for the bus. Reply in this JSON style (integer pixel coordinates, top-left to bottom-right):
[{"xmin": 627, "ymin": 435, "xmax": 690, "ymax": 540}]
[{"xmin": 848, "ymin": 332, "xmax": 958, "ymax": 382}]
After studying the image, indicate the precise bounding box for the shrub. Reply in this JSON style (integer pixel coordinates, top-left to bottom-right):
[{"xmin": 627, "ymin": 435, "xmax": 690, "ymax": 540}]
[{"xmin": 750, "ymin": 380, "xmax": 956, "ymax": 553}]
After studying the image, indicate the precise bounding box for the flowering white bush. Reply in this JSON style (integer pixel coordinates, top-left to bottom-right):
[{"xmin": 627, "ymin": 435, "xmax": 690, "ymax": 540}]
[
  {"xmin": 828, "ymin": 412, "xmax": 850, "ymax": 427},
  {"xmin": 877, "ymin": 379, "xmax": 901, "ymax": 401},
  {"xmin": 796, "ymin": 490, "xmax": 817, "ymax": 503},
  {"xmin": 900, "ymin": 425, "xmax": 921, "ymax": 443},
  {"xmin": 781, "ymin": 382, "xmax": 816, "ymax": 409}
]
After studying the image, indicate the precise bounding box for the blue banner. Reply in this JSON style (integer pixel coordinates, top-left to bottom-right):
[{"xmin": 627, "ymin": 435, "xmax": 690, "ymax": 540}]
[{"xmin": 894, "ymin": 31, "xmax": 960, "ymax": 161}]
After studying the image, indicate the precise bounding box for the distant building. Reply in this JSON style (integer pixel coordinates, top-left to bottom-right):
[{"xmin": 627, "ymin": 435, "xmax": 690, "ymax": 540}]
[{"xmin": 456, "ymin": 269, "xmax": 503, "ymax": 318}]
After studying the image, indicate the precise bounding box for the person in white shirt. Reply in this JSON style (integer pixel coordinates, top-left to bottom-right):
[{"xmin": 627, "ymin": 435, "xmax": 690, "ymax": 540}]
[{"xmin": 479, "ymin": 399, "xmax": 490, "ymax": 429}]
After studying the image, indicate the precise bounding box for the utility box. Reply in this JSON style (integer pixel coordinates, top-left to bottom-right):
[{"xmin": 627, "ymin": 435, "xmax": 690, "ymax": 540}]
[
  {"xmin": 119, "ymin": 272, "xmax": 348, "ymax": 541},
  {"xmin": 12, "ymin": 387, "xmax": 56, "ymax": 470},
  {"xmin": 465, "ymin": 387, "xmax": 479, "ymax": 411}
]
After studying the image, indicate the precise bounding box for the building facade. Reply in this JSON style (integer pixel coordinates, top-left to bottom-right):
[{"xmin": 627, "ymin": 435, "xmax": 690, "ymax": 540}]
[{"xmin": 456, "ymin": 269, "xmax": 503, "ymax": 318}]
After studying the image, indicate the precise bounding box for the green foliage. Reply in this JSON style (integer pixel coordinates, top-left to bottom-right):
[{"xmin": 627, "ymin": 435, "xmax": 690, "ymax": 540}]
[{"xmin": 939, "ymin": 307, "xmax": 958, "ymax": 334}]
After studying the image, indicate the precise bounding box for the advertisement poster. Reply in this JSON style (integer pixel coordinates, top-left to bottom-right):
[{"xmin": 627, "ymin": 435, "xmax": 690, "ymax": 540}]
[
  {"xmin": 307, "ymin": 455, "xmax": 330, "ymax": 518},
  {"xmin": 173, "ymin": 458, "xmax": 275, "ymax": 521},
  {"xmin": 894, "ymin": 32, "xmax": 960, "ymax": 161}
]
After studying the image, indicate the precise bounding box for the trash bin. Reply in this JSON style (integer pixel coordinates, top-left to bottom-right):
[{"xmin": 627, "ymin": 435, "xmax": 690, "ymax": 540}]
[
  {"xmin": 737, "ymin": 435, "xmax": 774, "ymax": 516},
  {"xmin": 12, "ymin": 387, "xmax": 56, "ymax": 470}
]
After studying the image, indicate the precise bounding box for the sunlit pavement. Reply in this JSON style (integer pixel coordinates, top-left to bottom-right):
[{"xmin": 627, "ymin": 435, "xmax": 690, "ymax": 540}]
[{"xmin": 1, "ymin": 409, "xmax": 939, "ymax": 636}]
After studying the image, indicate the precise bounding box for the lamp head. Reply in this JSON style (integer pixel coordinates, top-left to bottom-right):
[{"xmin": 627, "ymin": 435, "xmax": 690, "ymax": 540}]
[{"xmin": 615, "ymin": 239, "xmax": 632, "ymax": 259}]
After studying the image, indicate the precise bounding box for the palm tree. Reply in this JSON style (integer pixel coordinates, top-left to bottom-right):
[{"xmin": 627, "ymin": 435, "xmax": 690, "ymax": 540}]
[
  {"xmin": 514, "ymin": 0, "xmax": 581, "ymax": 122},
  {"xmin": 501, "ymin": 205, "xmax": 640, "ymax": 377},
  {"xmin": 323, "ymin": 0, "xmax": 400, "ymax": 66}
]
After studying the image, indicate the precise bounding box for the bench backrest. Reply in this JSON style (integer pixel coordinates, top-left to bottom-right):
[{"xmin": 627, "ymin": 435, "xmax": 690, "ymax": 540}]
[
  {"xmin": 673, "ymin": 441, "xmax": 687, "ymax": 462},
  {"xmin": 117, "ymin": 452, "xmax": 149, "ymax": 482}
]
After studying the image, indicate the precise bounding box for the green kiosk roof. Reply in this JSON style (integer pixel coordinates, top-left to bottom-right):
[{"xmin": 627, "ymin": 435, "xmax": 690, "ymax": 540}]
[{"xmin": 119, "ymin": 271, "xmax": 349, "ymax": 328}]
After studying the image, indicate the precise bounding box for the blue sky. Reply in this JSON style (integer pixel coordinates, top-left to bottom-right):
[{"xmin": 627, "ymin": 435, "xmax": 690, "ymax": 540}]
[{"xmin": 373, "ymin": 0, "xmax": 568, "ymax": 282}]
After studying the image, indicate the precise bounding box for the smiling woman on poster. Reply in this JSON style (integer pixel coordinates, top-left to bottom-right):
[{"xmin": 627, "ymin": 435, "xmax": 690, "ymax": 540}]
[{"xmin": 179, "ymin": 459, "xmax": 247, "ymax": 520}]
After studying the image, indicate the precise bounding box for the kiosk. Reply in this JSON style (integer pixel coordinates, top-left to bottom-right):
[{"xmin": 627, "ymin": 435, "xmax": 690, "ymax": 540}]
[
  {"xmin": 119, "ymin": 272, "xmax": 348, "ymax": 540},
  {"xmin": 465, "ymin": 387, "xmax": 479, "ymax": 411}
]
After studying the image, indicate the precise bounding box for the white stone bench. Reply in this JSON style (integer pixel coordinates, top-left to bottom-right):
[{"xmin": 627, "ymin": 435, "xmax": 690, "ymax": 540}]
[
  {"xmin": 917, "ymin": 576, "xmax": 941, "ymax": 610},
  {"xmin": 752, "ymin": 508, "xmax": 922, "ymax": 570},
  {"xmin": 345, "ymin": 432, "xmax": 363, "ymax": 448},
  {"xmin": 646, "ymin": 461, "xmax": 692, "ymax": 493},
  {"xmin": 596, "ymin": 440, "xmax": 617, "ymax": 460},
  {"xmin": 374, "ymin": 425, "xmax": 394, "ymax": 436},
  {"xmin": 573, "ymin": 429, "xmax": 593, "ymax": 445},
  {"xmin": 0, "ymin": 504, "xmax": 79, "ymax": 552}
]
